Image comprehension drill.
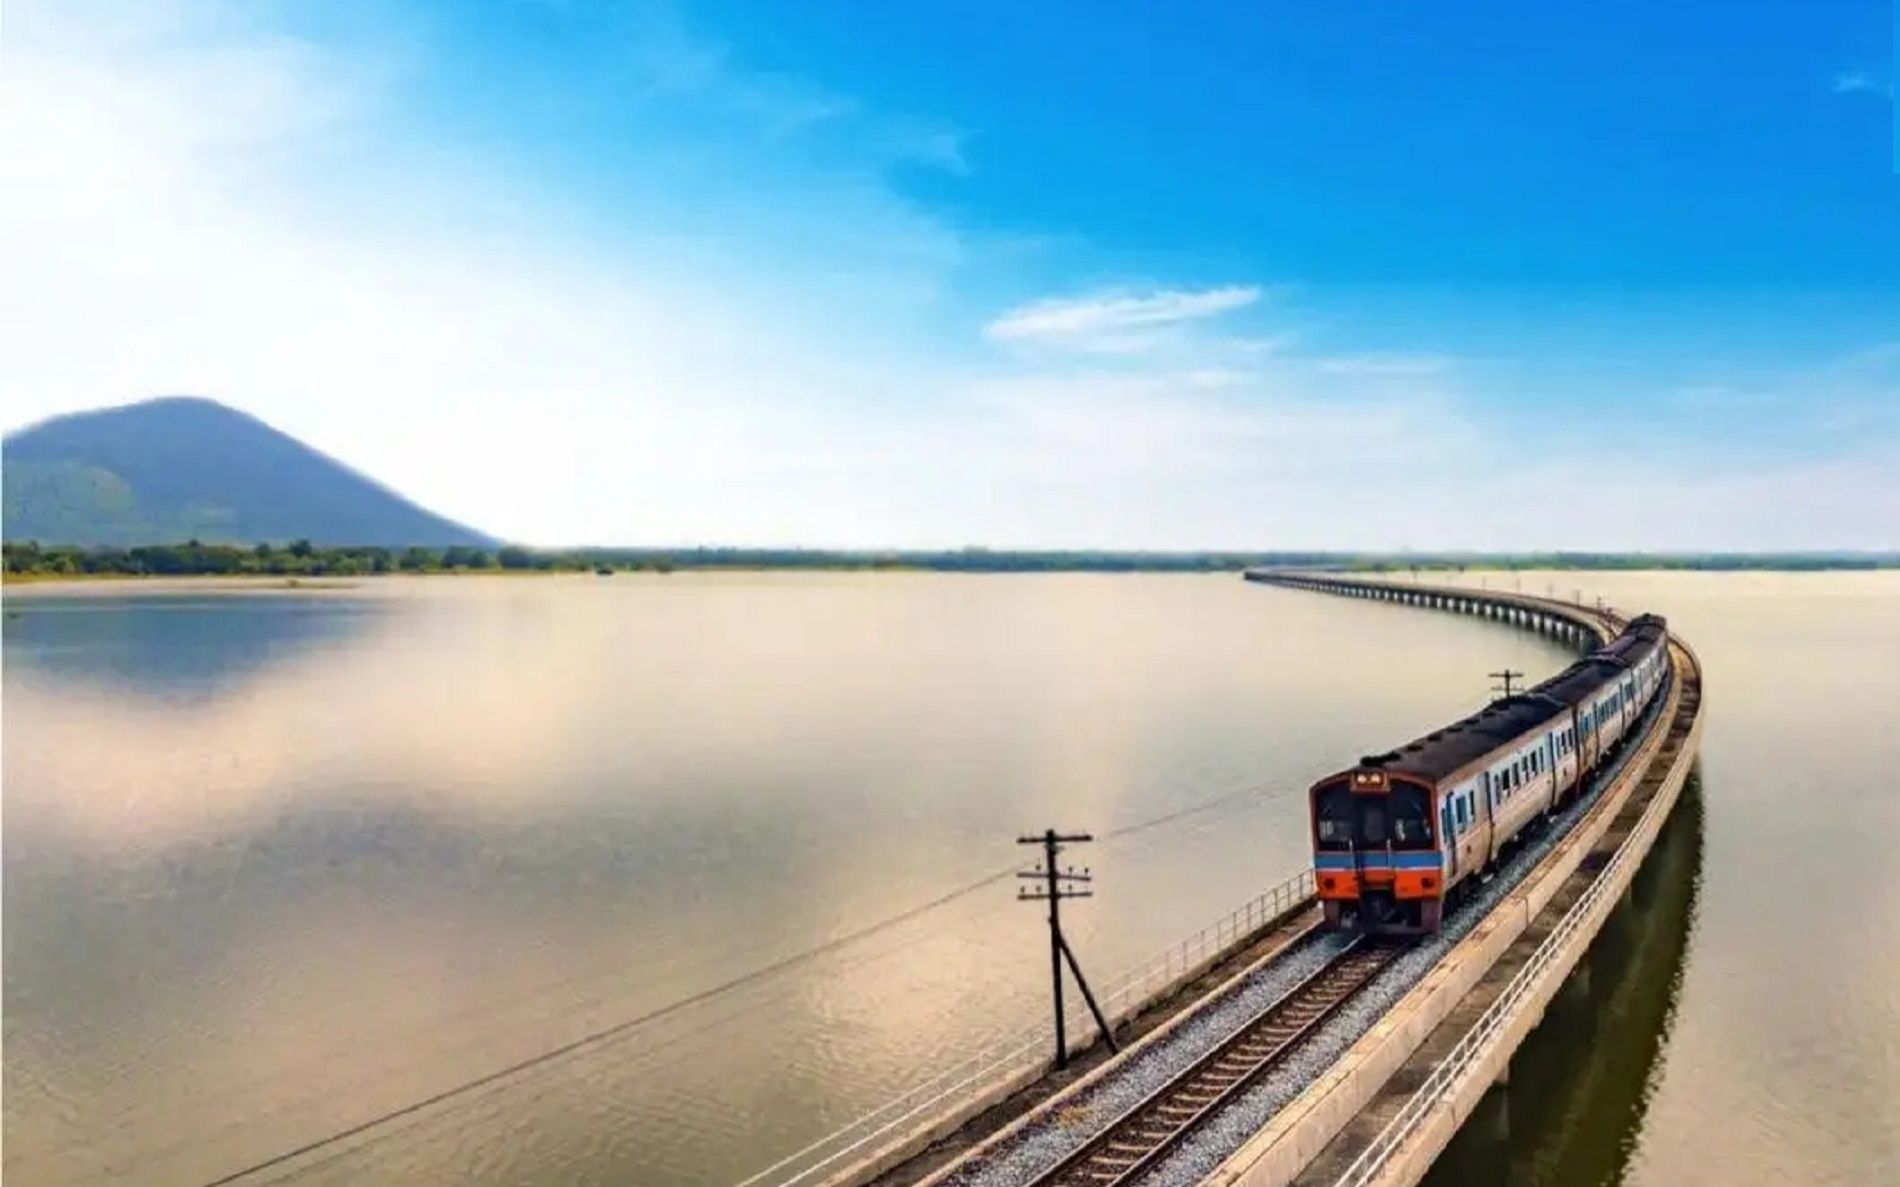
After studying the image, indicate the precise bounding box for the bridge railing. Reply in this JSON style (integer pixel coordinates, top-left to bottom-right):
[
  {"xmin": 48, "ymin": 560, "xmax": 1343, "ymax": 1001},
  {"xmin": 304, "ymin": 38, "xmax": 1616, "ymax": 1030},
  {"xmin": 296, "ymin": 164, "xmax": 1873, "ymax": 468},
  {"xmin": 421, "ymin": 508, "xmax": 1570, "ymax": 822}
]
[
  {"xmin": 1329, "ymin": 643, "xmax": 1698, "ymax": 1187},
  {"xmin": 733, "ymin": 867, "xmax": 1316, "ymax": 1187},
  {"xmin": 1090, "ymin": 866, "xmax": 1314, "ymax": 1027}
]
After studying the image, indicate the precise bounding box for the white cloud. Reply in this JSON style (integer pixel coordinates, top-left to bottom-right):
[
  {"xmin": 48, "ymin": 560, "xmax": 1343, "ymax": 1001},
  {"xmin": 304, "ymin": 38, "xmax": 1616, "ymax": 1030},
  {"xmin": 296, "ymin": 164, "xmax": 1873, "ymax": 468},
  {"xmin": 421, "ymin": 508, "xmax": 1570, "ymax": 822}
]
[
  {"xmin": 1315, "ymin": 353, "xmax": 1451, "ymax": 378},
  {"xmin": 983, "ymin": 286, "xmax": 1262, "ymax": 353},
  {"xmin": 1832, "ymin": 71, "xmax": 1893, "ymax": 98},
  {"xmin": 628, "ymin": 14, "xmax": 968, "ymax": 170}
]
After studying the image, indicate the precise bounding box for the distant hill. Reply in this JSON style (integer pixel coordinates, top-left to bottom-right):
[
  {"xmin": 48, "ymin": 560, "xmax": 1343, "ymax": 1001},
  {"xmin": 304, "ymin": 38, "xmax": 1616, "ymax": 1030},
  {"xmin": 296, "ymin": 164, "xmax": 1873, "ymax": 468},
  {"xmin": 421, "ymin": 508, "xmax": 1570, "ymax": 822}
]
[{"xmin": 3, "ymin": 397, "xmax": 491, "ymax": 547}]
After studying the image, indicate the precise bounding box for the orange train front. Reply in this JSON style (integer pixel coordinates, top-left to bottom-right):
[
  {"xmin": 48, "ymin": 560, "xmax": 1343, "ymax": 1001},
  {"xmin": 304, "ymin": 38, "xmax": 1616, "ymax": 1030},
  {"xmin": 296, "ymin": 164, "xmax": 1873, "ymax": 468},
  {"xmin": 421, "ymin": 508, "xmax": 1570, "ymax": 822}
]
[{"xmin": 1309, "ymin": 613, "xmax": 1670, "ymax": 935}]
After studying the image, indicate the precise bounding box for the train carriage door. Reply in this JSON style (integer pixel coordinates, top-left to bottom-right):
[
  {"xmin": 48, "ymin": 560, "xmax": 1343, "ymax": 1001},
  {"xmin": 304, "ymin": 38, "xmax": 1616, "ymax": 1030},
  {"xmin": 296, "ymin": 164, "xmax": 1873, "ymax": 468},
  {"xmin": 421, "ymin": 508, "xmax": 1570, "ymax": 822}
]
[{"xmin": 1440, "ymin": 792, "xmax": 1457, "ymax": 881}]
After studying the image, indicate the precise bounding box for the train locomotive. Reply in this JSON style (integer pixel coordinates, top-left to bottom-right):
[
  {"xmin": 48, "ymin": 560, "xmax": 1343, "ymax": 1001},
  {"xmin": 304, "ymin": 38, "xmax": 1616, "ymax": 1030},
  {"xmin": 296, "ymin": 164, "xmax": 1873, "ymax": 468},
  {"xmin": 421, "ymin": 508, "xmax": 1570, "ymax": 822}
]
[{"xmin": 1308, "ymin": 612, "xmax": 1669, "ymax": 935}]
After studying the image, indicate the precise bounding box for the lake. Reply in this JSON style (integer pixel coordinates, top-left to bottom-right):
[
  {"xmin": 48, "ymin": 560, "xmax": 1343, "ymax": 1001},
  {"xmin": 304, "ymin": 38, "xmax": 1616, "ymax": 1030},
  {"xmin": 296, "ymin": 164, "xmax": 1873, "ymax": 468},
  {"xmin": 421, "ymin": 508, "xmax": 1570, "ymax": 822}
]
[{"xmin": 4, "ymin": 571, "xmax": 1895, "ymax": 1186}]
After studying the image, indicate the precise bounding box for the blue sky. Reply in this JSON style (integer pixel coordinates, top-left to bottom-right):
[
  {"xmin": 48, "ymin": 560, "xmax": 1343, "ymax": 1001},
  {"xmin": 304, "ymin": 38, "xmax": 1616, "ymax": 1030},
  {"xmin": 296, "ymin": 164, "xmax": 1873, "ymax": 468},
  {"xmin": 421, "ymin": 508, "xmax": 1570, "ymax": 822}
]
[{"xmin": 3, "ymin": 0, "xmax": 1896, "ymax": 548}]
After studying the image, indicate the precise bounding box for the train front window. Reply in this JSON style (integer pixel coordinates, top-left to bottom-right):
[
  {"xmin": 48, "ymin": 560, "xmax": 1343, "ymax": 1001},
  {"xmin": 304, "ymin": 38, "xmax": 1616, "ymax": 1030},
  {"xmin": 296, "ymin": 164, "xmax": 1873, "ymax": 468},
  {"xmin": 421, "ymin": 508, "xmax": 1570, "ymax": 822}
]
[
  {"xmin": 1360, "ymin": 801, "xmax": 1389, "ymax": 845},
  {"xmin": 1315, "ymin": 783, "xmax": 1353, "ymax": 850},
  {"xmin": 1389, "ymin": 784, "xmax": 1431, "ymax": 846},
  {"xmin": 1315, "ymin": 780, "xmax": 1433, "ymax": 850}
]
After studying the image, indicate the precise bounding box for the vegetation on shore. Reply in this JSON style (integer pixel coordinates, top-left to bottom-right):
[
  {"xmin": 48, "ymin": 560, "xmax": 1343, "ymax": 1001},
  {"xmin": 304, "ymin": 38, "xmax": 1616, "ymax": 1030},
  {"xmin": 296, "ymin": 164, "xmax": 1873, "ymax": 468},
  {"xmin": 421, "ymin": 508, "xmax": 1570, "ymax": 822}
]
[{"xmin": 4, "ymin": 540, "xmax": 1897, "ymax": 581}]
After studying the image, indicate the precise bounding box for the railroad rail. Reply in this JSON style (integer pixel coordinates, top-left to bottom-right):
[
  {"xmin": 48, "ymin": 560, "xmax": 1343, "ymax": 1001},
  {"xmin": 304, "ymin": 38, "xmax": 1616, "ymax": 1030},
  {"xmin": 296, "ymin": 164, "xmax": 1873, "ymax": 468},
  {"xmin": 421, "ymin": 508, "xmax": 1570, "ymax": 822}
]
[{"xmin": 1027, "ymin": 939, "xmax": 1406, "ymax": 1187}]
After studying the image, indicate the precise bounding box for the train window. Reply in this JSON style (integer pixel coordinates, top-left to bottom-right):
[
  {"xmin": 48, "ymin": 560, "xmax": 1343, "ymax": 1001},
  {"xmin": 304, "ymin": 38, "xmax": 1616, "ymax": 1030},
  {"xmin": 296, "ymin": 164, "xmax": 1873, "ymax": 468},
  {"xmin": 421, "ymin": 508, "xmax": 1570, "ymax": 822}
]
[
  {"xmin": 1391, "ymin": 787, "xmax": 1431, "ymax": 845},
  {"xmin": 1315, "ymin": 784, "xmax": 1353, "ymax": 850},
  {"xmin": 1361, "ymin": 801, "xmax": 1389, "ymax": 845}
]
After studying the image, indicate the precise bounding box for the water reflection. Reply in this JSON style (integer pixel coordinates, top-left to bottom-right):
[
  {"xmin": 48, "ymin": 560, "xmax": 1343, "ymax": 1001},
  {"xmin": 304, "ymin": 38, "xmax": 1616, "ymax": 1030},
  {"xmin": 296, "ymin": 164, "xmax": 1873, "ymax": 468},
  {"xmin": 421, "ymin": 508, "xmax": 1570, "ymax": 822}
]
[
  {"xmin": 1422, "ymin": 771, "xmax": 1705, "ymax": 1187},
  {"xmin": 4, "ymin": 591, "xmax": 385, "ymax": 699}
]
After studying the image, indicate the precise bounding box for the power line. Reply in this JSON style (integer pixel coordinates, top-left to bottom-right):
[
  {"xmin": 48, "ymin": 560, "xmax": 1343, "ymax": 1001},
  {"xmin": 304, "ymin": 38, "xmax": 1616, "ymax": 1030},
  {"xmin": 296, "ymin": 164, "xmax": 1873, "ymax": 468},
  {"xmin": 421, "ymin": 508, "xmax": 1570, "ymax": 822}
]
[
  {"xmin": 224, "ymin": 909, "xmax": 993, "ymax": 1187},
  {"xmin": 190, "ymin": 864, "xmax": 1016, "ymax": 1187},
  {"xmin": 186, "ymin": 777, "xmax": 1285, "ymax": 1185},
  {"xmin": 1490, "ymin": 668, "xmax": 1525, "ymax": 696}
]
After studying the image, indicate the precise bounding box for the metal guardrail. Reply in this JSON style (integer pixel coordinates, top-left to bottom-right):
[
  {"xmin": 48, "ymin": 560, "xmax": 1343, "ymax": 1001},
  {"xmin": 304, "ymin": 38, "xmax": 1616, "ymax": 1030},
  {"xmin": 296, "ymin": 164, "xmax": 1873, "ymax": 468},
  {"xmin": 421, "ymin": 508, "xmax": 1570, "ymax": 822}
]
[
  {"xmin": 1329, "ymin": 647, "xmax": 1697, "ymax": 1187},
  {"xmin": 733, "ymin": 868, "xmax": 1317, "ymax": 1187},
  {"xmin": 1092, "ymin": 867, "xmax": 1315, "ymax": 1024}
]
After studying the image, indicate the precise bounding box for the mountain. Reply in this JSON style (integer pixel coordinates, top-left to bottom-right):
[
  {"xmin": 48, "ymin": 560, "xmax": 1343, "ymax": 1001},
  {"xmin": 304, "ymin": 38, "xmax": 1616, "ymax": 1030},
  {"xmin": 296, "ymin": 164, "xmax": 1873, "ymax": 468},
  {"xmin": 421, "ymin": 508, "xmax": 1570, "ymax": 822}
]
[{"xmin": 3, "ymin": 397, "xmax": 491, "ymax": 547}]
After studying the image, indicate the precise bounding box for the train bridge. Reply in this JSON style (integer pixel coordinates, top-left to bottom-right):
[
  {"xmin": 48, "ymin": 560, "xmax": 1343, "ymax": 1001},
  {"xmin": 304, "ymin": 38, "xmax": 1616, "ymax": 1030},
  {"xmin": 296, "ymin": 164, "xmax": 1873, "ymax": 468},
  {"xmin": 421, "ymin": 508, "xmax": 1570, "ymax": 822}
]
[{"xmin": 753, "ymin": 572, "xmax": 1705, "ymax": 1187}]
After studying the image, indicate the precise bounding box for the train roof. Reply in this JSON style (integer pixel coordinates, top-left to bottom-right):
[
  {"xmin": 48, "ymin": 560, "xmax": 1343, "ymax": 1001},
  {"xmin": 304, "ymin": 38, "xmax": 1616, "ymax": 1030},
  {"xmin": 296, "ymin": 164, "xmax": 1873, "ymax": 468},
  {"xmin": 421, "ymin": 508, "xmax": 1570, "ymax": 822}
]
[
  {"xmin": 1336, "ymin": 612, "xmax": 1669, "ymax": 788},
  {"xmin": 1354, "ymin": 693, "xmax": 1568, "ymax": 784},
  {"xmin": 1595, "ymin": 615, "xmax": 1668, "ymax": 666},
  {"xmin": 1532, "ymin": 657, "xmax": 1628, "ymax": 705}
]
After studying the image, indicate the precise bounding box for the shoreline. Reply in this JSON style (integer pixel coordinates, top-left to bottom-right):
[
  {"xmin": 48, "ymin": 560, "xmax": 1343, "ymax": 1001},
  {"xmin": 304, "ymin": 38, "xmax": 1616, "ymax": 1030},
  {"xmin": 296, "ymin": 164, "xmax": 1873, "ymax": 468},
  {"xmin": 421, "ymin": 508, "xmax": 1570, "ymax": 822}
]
[{"xmin": 6, "ymin": 563, "xmax": 1896, "ymax": 595}]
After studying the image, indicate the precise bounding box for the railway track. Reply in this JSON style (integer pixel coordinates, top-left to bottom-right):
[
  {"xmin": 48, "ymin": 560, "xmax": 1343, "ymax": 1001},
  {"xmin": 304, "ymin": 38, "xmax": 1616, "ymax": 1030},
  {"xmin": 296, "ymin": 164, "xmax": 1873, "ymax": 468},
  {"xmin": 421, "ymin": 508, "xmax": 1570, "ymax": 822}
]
[{"xmin": 1027, "ymin": 937, "xmax": 1406, "ymax": 1187}]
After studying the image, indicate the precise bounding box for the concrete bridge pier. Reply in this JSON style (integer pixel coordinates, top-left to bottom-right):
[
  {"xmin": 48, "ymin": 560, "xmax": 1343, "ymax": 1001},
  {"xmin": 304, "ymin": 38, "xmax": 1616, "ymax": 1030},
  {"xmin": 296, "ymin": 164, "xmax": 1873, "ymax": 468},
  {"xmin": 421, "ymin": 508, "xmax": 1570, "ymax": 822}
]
[
  {"xmin": 1629, "ymin": 835, "xmax": 1663, "ymax": 909},
  {"xmin": 1555, "ymin": 949, "xmax": 1595, "ymax": 1022},
  {"xmin": 1434, "ymin": 1083, "xmax": 1515, "ymax": 1187}
]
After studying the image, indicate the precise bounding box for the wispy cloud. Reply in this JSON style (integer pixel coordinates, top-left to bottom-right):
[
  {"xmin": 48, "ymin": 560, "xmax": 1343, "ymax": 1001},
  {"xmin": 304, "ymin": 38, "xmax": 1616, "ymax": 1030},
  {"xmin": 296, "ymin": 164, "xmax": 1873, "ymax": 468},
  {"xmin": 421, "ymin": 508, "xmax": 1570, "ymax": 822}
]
[
  {"xmin": 1315, "ymin": 353, "xmax": 1451, "ymax": 378},
  {"xmin": 983, "ymin": 285, "xmax": 1261, "ymax": 353},
  {"xmin": 1832, "ymin": 71, "xmax": 1893, "ymax": 98},
  {"xmin": 629, "ymin": 15, "xmax": 968, "ymax": 169}
]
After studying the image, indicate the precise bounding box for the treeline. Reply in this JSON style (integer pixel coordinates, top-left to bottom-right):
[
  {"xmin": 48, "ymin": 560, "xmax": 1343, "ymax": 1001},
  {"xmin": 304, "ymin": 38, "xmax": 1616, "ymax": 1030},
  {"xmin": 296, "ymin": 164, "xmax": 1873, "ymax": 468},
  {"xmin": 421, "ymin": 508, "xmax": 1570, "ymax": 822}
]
[
  {"xmin": 1, "ymin": 540, "xmax": 660, "ymax": 577},
  {"xmin": 0, "ymin": 541, "xmax": 1292, "ymax": 577},
  {"xmin": 5, "ymin": 540, "xmax": 1896, "ymax": 579}
]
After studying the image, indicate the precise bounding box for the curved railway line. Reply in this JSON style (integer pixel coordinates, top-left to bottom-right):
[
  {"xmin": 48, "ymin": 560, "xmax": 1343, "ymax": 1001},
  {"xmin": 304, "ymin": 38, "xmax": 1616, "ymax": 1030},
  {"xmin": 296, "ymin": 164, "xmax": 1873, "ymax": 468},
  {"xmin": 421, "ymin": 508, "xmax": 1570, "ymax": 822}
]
[
  {"xmin": 791, "ymin": 578, "xmax": 1699, "ymax": 1187},
  {"xmin": 1027, "ymin": 939, "xmax": 1406, "ymax": 1187}
]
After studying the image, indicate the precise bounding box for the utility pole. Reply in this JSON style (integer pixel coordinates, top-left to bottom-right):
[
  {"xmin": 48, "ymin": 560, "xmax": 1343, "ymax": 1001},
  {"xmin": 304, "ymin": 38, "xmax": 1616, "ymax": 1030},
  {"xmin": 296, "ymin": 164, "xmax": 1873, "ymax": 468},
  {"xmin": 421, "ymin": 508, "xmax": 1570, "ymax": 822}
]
[
  {"xmin": 1018, "ymin": 829, "xmax": 1119, "ymax": 1068},
  {"xmin": 1490, "ymin": 668, "xmax": 1525, "ymax": 696}
]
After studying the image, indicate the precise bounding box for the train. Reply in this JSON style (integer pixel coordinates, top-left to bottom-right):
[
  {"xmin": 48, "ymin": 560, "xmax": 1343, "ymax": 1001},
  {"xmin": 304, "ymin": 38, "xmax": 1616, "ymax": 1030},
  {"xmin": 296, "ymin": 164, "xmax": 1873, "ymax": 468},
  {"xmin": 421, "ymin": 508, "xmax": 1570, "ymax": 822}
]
[{"xmin": 1308, "ymin": 611, "xmax": 1670, "ymax": 935}]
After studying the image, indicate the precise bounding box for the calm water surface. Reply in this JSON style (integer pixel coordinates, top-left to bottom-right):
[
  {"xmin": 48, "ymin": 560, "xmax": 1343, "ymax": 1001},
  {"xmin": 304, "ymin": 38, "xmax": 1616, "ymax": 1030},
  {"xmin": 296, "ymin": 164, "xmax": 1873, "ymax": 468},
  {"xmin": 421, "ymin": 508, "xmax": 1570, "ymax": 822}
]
[{"xmin": 4, "ymin": 572, "xmax": 1896, "ymax": 1185}]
